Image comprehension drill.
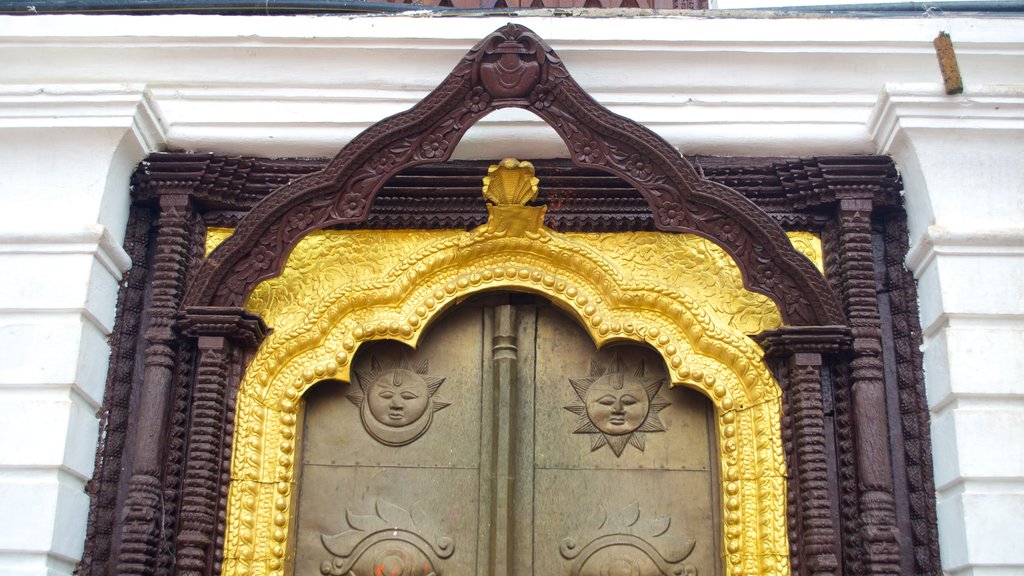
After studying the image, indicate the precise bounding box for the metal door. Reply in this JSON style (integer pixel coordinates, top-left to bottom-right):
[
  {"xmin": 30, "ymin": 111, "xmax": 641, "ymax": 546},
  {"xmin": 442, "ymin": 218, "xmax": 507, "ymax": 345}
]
[{"xmin": 293, "ymin": 297, "xmax": 719, "ymax": 575}]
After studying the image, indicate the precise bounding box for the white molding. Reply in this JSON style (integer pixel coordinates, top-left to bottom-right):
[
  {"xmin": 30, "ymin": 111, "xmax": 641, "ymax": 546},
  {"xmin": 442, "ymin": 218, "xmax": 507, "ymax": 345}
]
[
  {"xmin": 930, "ymin": 392, "xmax": 1024, "ymax": 418},
  {"xmin": 0, "ymin": 225, "xmax": 132, "ymax": 280},
  {"xmin": 3, "ymin": 14, "xmax": 1024, "ymax": 45},
  {"xmin": 0, "ymin": 84, "xmax": 166, "ymax": 141},
  {"xmin": 906, "ymin": 225, "xmax": 1024, "ymax": 278},
  {"xmin": 0, "ymin": 15, "xmax": 1020, "ymax": 156},
  {"xmin": 870, "ymin": 83, "xmax": 1024, "ymax": 153}
]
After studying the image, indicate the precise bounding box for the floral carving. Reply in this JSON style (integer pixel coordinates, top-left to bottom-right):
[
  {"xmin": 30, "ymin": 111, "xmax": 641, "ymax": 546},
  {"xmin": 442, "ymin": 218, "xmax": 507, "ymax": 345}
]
[
  {"xmin": 719, "ymin": 222, "xmax": 740, "ymax": 244},
  {"xmin": 625, "ymin": 154, "xmax": 653, "ymax": 180},
  {"xmin": 657, "ymin": 202, "xmax": 683, "ymax": 227},
  {"xmin": 421, "ymin": 134, "xmax": 449, "ymax": 159},
  {"xmin": 368, "ymin": 151, "xmax": 397, "ymax": 175},
  {"xmin": 529, "ymin": 85, "xmax": 555, "ymax": 110},
  {"xmin": 574, "ymin": 139, "xmax": 603, "ymax": 164},
  {"xmin": 758, "ymin": 268, "xmax": 778, "ymax": 290},
  {"xmin": 283, "ymin": 206, "xmax": 316, "ymax": 236},
  {"xmin": 464, "ymin": 86, "xmax": 491, "ymax": 113},
  {"xmin": 340, "ymin": 193, "xmax": 365, "ymax": 218},
  {"xmin": 228, "ymin": 242, "xmax": 276, "ymax": 289}
]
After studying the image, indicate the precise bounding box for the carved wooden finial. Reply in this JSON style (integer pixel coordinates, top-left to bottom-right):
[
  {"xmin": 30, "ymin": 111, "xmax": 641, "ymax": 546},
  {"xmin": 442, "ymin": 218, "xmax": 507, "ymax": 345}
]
[{"xmin": 482, "ymin": 158, "xmax": 540, "ymax": 206}]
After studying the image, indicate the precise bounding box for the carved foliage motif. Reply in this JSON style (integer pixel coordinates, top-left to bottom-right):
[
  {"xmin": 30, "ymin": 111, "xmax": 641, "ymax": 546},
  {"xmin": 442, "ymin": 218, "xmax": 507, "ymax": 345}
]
[
  {"xmin": 564, "ymin": 355, "xmax": 670, "ymax": 457},
  {"xmin": 560, "ymin": 502, "xmax": 697, "ymax": 576},
  {"xmin": 183, "ymin": 24, "xmax": 841, "ymax": 330},
  {"xmin": 209, "ymin": 227, "xmax": 788, "ymax": 337},
  {"xmin": 347, "ymin": 356, "xmax": 450, "ymax": 447},
  {"xmin": 320, "ymin": 499, "xmax": 454, "ymax": 576}
]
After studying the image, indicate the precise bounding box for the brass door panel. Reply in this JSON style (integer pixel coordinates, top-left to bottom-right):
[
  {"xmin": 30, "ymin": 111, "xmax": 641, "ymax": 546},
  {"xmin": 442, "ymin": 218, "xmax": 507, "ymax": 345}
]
[
  {"xmin": 295, "ymin": 304, "xmax": 485, "ymax": 576},
  {"xmin": 533, "ymin": 306, "xmax": 718, "ymax": 576},
  {"xmin": 294, "ymin": 299, "xmax": 718, "ymax": 575}
]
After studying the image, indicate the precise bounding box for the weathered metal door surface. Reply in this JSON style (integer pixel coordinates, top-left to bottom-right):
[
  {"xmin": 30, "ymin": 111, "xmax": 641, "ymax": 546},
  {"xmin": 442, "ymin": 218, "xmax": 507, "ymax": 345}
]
[{"xmin": 294, "ymin": 297, "xmax": 719, "ymax": 575}]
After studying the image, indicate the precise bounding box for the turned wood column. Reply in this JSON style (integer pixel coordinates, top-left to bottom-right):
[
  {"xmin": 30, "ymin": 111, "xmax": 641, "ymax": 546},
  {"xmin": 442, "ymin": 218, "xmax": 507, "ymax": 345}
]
[
  {"xmin": 176, "ymin": 307, "xmax": 267, "ymax": 576},
  {"xmin": 117, "ymin": 192, "xmax": 196, "ymax": 576},
  {"xmin": 760, "ymin": 326, "xmax": 849, "ymax": 576},
  {"xmin": 835, "ymin": 197, "xmax": 901, "ymax": 574}
]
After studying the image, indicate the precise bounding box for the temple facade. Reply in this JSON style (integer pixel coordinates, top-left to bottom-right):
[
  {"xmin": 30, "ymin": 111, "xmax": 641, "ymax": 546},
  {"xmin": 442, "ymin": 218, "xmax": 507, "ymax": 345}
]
[{"xmin": 0, "ymin": 12, "xmax": 1021, "ymax": 576}]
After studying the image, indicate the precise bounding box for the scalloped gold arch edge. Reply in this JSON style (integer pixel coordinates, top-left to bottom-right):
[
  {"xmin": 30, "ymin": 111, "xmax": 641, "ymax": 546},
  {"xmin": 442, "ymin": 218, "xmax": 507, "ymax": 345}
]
[{"xmin": 219, "ymin": 205, "xmax": 802, "ymax": 576}]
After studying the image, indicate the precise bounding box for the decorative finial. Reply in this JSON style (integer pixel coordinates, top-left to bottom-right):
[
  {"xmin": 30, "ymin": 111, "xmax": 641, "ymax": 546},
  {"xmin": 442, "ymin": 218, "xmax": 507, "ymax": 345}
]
[{"xmin": 482, "ymin": 158, "xmax": 539, "ymax": 206}]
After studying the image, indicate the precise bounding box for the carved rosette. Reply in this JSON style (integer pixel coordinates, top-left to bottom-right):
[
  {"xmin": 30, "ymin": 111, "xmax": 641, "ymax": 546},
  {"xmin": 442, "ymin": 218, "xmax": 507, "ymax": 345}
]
[{"xmin": 222, "ymin": 165, "xmax": 789, "ymax": 576}]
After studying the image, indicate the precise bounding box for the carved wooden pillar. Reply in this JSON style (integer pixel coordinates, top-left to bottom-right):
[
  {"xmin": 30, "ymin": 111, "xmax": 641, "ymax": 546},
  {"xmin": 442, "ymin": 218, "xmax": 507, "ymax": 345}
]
[
  {"xmin": 176, "ymin": 307, "xmax": 267, "ymax": 576},
  {"xmin": 117, "ymin": 192, "xmax": 196, "ymax": 576},
  {"xmin": 760, "ymin": 326, "xmax": 848, "ymax": 576},
  {"xmin": 835, "ymin": 197, "xmax": 901, "ymax": 574}
]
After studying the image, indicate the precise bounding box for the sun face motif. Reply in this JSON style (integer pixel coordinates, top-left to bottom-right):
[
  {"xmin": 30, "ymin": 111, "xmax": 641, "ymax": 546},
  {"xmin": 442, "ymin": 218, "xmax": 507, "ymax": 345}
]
[
  {"xmin": 564, "ymin": 354, "xmax": 670, "ymax": 457},
  {"xmin": 347, "ymin": 356, "xmax": 450, "ymax": 447}
]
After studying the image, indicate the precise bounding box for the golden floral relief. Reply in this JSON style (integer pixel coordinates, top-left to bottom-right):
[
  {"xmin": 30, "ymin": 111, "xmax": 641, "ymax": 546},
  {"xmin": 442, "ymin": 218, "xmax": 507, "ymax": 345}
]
[{"xmin": 205, "ymin": 231, "xmax": 821, "ymax": 337}]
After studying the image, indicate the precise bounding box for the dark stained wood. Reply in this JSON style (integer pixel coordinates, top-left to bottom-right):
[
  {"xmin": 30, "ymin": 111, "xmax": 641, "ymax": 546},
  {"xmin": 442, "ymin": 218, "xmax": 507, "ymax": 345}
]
[{"xmin": 181, "ymin": 25, "xmax": 841, "ymax": 327}]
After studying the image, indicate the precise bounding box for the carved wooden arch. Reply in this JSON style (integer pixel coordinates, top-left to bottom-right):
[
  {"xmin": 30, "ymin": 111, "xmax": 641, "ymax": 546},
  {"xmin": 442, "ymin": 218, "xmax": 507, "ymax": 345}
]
[{"xmin": 183, "ymin": 23, "xmax": 842, "ymax": 327}]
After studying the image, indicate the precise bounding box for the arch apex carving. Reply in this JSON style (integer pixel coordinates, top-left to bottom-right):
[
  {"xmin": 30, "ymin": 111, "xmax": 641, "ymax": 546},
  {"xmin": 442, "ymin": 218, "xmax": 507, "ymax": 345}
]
[{"xmin": 183, "ymin": 23, "xmax": 842, "ymax": 328}]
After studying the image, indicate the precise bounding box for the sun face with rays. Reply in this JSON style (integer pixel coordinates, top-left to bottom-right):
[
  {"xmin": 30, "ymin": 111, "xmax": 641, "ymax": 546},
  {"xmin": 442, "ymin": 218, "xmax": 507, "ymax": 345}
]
[
  {"xmin": 347, "ymin": 356, "xmax": 450, "ymax": 447},
  {"xmin": 564, "ymin": 354, "xmax": 670, "ymax": 457}
]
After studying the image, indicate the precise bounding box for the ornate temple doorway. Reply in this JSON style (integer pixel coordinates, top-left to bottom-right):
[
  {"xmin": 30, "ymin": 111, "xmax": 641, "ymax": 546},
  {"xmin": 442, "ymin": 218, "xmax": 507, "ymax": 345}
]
[
  {"xmin": 295, "ymin": 295, "xmax": 719, "ymax": 576},
  {"xmin": 76, "ymin": 22, "xmax": 939, "ymax": 576}
]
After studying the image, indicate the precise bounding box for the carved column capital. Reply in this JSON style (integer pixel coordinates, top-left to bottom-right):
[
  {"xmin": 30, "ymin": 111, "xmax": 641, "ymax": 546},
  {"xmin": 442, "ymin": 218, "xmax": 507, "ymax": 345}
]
[
  {"xmin": 179, "ymin": 306, "xmax": 268, "ymax": 350},
  {"xmin": 757, "ymin": 325, "xmax": 852, "ymax": 359}
]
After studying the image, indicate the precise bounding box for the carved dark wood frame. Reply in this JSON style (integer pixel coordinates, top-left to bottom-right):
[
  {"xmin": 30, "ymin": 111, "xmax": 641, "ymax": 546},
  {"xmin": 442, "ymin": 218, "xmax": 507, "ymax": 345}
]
[
  {"xmin": 79, "ymin": 25, "xmax": 938, "ymax": 576},
  {"xmin": 183, "ymin": 24, "xmax": 840, "ymax": 327}
]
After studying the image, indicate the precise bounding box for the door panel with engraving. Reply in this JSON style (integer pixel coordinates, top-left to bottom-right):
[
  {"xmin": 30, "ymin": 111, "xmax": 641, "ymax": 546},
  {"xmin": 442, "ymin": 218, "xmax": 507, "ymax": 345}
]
[
  {"xmin": 295, "ymin": 304, "xmax": 485, "ymax": 576},
  {"xmin": 533, "ymin": 306, "xmax": 718, "ymax": 576},
  {"xmin": 293, "ymin": 298, "xmax": 719, "ymax": 576}
]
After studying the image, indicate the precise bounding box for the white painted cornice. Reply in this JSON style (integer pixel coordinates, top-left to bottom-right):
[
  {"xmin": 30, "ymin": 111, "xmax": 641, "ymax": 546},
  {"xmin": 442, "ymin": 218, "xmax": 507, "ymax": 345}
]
[
  {"xmin": 870, "ymin": 83, "xmax": 1024, "ymax": 153},
  {"xmin": 906, "ymin": 225, "xmax": 1024, "ymax": 278},
  {"xmin": 0, "ymin": 84, "xmax": 166, "ymax": 151},
  {"xmin": 2, "ymin": 14, "xmax": 1021, "ymax": 157},
  {"xmin": 0, "ymin": 224, "xmax": 133, "ymax": 279}
]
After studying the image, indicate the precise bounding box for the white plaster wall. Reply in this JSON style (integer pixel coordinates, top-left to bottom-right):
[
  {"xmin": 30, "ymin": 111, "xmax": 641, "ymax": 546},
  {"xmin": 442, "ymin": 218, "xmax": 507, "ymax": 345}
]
[
  {"xmin": 0, "ymin": 13, "xmax": 1020, "ymax": 576},
  {"xmin": 0, "ymin": 91, "xmax": 161, "ymax": 575}
]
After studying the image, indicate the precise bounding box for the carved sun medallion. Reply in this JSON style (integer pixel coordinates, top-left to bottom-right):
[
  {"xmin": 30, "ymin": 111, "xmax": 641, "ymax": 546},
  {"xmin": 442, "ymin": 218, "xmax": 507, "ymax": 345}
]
[
  {"xmin": 320, "ymin": 499, "xmax": 454, "ymax": 576},
  {"xmin": 560, "ymin": 502, "xmax": 697, "ymax": 576},
  {"xmin": 347, "ymin": 356, "xmax": 450, "ymax": 447},
  {"xmin": 564, "ymin": 354, "xmax": 670, "ymax": 457}
]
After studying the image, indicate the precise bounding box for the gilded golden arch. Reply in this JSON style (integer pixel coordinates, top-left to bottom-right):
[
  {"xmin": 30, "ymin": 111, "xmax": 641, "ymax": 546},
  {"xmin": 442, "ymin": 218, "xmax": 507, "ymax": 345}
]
[{"xmin": 220, "ymin": 161, "xmax": 799, "ymax": 576}]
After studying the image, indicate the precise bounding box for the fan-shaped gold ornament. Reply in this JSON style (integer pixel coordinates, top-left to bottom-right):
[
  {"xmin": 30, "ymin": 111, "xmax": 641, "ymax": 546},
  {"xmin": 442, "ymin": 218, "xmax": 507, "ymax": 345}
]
[{"xmin": 482, "ymin": 158, "xmax": 540, "ymax": 206}]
